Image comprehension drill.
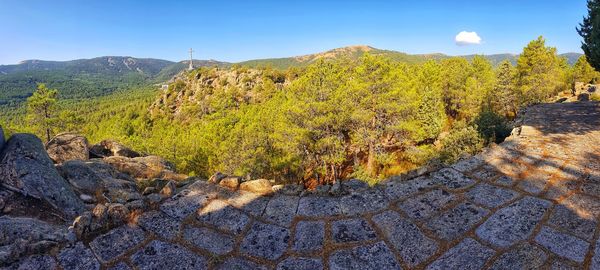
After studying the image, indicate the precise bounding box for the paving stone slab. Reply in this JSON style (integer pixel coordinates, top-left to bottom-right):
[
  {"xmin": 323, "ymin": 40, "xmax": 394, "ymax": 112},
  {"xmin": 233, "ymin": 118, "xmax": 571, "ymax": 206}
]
[
  {"xmin": 342, "ymin": 179, "xmax": 370, "ymax": 194},
  {"xmin": 292, "ymin": 220, "xmax": 325, "ymax": 253},
  {"xmin": 328, "ymin": 241, "xmax": 402, "ymax": 270},
  {"xmin": 545, "ymin": 179, "xmax": 581, "ymax": 201},
  {"xmin": 58, "ymin": 242, "xmax": 100, "ymax": 270},
  {"xmin": 547, "ymin": 204, "xmax": 596, "ymax": 241},
  {"xmin": 215, "ymin": 257, "xmax": 269, "ymax": 270},
  {"xmin": 240, "ymin": 221, "xmax": 290, "ymax": 261},
  {"xmin": 8, "ymin": 255, "xmax": 57, "ymax": 270},
  {"xmin": 471, "ymin": 165, "xmax": 500, "ymax": 180},
  {"xmin": 580, "ymin": 182, "xmax": 600, "ymax": 197},
  {"xmin": 160, "ymin": 191, "xmax": 213, "ymax": 220},
  {"xmin": 372, "ymin": 210, "xmax": 438, "ymax": 267},
  {"xmin": 186, "ymin": 180, "xmax": 235, "ymax": 199},
  {"xmin": 262, "ymin": 195, "xmax": 299, "ymax": 227},
  {"xmin": 550, "ymin": 259, "xmax": 579, "ymax": 270},
  {"xmin": 137, "ymin": 210, "xmax": 181, "ymax": 239},
  {"xmin": 488, "ymin": 243, "xmax": 547, "ymax": 270},
  {"xmin": 476, "ymin": 196, "xmax": 551, "ymax": 248},
  {"xmin": 398, "ymin": 188, "xmax": 457, "ymax": 219},
  {"xmin": 183, "ymin": 226, "xmax": 234, "ymax": 255},
  {"xmin": 339, "ymin": 189, "xmax": 389, "ymax": 216},
  {"xmin": 494, "ymin": 161, "xmax": 528, "ymax": 178},
  {"xmin": 494, "ymin": 175, "xmax": 515, "ymax": 187},
  {"xmin": 431, "ymin": 168, "xmax": 476, "ymax": 190},
  {"xmin": 277, "ymin": 257, "xmax": 323, "ymax": 270},
  {"xmin": 591, "ymin": 238, "xmax": 600, "ymax": 270},
  {"xmin": 331, "ymin": 218, "xmax": 377, "ymax": 243},
  {"xmin": 451, "ymin": 156, "xmax": 483, "ymax": 173},
  {"xmin": 383, "ymin": 176, "xmax": 438, "ymax": 201},
  {"xmin": 131, "ymin": 240, "xmax": 207, "ymax": 270},
  {"xmin": 425, "ymin": 202, "xmax": 489, "ymax": 241},
  {"xmin": 466, "ymin": 183, "xmax": 519, "ymax": 208},
  {"xmin": 517, "ymin": 170, "xmax": 554, "ymax": 195},
  {"xmin": 297, "ymin": 196, "xmax": 342, "ymax": 217},
  {"xmin": 196, "ymin": 200, "xmax": 250, "ymax": 234},
  {"xmin": 426, "ymin": 238, "xmax": 495, "ymax": 270},
  {"xmin": 108, "ymin": 262, "xmax": 131, "ymax": 270},
  {"xmin": 89, "ymin": 225, "xmax": 146, "ymax": 263},
  {"xmin": 227, "ymin": 191, "xmax": 270, "ymax": 217},
  {"xmin": 534, "ymin": 226, "xmax": 589, "ymax": 263},
  {"xmin": 561, "ymin": 193, "xmax": 600, "ymax": 219}
]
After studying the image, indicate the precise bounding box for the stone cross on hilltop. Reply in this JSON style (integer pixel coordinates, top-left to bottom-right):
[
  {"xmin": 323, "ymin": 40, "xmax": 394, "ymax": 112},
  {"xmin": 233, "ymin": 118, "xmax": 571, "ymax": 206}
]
[{"xmin": 188, "ymin": 48, "xmax": 194, "ymax": 70}]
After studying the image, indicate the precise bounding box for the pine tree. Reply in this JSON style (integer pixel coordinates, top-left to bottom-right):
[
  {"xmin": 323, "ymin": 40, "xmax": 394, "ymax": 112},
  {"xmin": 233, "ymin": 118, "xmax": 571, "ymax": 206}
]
[
  {"xmin": 26, "ymin": 83, "xmax": 58, "ymax": 142},
  {"xmin": 347, "ymin": 54, "xmax": 420, "ymax": 178},
  {"xmin": 490, "ymin": 60, "xmax": 518, "ymax": 117},
  {"xmin": 414, "ymin": 61, "xmax": 445, "ymax": 142},
  {"xmin": 464, "ymin": 55, "xmax": 495, "ymax": 121},
  {"xmin": 572, "ymin": 55, "xmax": 598, "ymax": 83},
  {"xmin": 285, "ymin": 59, "xmax": 351, "ymax": 183},
  {"xmin": 515, "ymin": 36, "xmax": 566, "ymax": 106},
  {"xmin": 578, "ymin": 0, "xmax": 600, "ymax": 70}
]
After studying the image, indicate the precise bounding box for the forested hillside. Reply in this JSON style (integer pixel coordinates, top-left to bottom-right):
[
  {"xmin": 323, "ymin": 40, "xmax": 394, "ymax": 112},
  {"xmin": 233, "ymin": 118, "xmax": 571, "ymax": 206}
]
[
  {"xmin": 1, "ymin": 38, "xmax": 594, "ymax": 186},
  {"xmin": 0, "ymin": 57, "xmax": 227, "ymax": 104},
  {"xmin": 0, "ymin": 46, "xmax": 581, "ymax": 106},
  {"xmin": 238, "ymin": 45, "xmax": 581, "ymax": 69}
]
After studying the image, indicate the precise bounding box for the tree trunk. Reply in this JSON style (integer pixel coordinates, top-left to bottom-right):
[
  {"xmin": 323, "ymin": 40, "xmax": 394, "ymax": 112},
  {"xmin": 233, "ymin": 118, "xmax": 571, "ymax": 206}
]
[
  {"xmin": 366, "ymin": 142, "xmax": 376, "ymax": 177},
  {"xmin": 44, "ymin": 105, "xmax": 50, "ymax": 142}
]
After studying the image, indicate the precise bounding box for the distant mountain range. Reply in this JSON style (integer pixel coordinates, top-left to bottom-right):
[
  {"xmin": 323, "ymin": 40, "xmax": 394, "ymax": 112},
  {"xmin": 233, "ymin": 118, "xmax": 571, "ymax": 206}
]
[
  {"xmin": 0, "ymin": 46, "xmax": 583, "ymax": 104},
  {"xmin": 237, "ymin": 45, "xmax": 582, "ymax": 69}
]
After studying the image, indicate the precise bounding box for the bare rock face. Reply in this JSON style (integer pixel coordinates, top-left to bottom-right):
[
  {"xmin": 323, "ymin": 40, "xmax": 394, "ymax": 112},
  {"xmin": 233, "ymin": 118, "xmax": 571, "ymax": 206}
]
[
  {"xmin": 239, "ymin": 179, "xmax": 273, "ymax": 195},
  {"xmin": 219, "ymin": 177, "xmax": 240, "ymax": 190},
  {"xmin": 0, "ymin": 125, "xmax": 5, "ymax": 152},
  {"xmin": 45, "ymin": 133, "xmax": 90, "ymax": 164},
  {"xmin": 103, "ymin": 155, "xmax": 187, "ymax": 181},
  {"xmin": 89, "ymin": 140, "xmax": 140, "ymax": 158},
  {"xmin": 57, "ymin": 160, "xmax": 104, "ymax": 196},
  {"xmin": 0, "ymin": 134, "xmax": 84, "ymax": 218},
  {"xmin": 57, "ymin": 160, "xmax": 142, "ymax": 204},
  {"xmin": 0, "ymin": 216, "xmax": 70, "ymax": 264}
]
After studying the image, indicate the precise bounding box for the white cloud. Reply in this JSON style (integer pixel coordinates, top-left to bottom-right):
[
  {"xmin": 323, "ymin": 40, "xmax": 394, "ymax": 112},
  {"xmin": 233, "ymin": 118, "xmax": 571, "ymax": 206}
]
[{"xmin": 455, "ymin": 31, "xmax": 482, "ymax": 46}]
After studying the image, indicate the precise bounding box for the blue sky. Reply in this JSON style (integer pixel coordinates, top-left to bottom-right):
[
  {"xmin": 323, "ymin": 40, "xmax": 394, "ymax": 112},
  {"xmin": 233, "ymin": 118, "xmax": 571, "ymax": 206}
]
[{"xmin": 0, "ymin": 0, "xmax": 589, "ymax": 64}]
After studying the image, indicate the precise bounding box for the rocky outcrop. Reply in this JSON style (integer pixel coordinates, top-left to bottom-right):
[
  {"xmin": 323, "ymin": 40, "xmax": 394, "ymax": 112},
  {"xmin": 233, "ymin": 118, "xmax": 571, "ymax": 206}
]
[
  {"xmin": 103, "ymin": 155, "xmax": 187, "ymax": 181},
  {"xmin": 45, "ymin": 133, "xmax": 90, "ymax": 164},
  {"xmin": 57, "ymin": 160, "xmax": 142, "ymax": 204},
  {"xmin": 239, "ymin": 179, "xmax": 273, "ymax": 195},
  {"xmin": 0, "ymin": 216, "xmax": 71, "ymax": 264},
  {"xmin": 0, "ymin": 134, "xmax": 84, "ymax": 218},
  {"xmin": 0, "ymin": 125, "xmax": 5, "ymax": 152},
  {"xmin": 89, "ymin": 140, "xmax": 140, "ymax": 158},
  {"xmin": 57, "ymin": 160, "xmax": 104, "ymax": 197}
]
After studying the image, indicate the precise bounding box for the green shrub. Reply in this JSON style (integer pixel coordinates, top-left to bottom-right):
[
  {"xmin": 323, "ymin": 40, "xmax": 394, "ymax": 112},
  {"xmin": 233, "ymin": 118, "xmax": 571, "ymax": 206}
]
[
  {"xmin": 474, "ymin": 110, "xmax": 512, "ymax": 144},
  {"xmin": 440, "ymin": 123, "xmax": 484, "ymax": 164}
]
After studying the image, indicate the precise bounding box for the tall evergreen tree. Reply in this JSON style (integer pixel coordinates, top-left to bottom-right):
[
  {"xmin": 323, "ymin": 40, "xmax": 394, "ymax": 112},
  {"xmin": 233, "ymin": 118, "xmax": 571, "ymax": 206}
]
[
  {"xmin": 515, "ymin": 36, "xmax": 566, "ymax": 106},
  {"xmin": 490, "ymin": 60, "xmax": 518, "ymax": 117},
  {"xmin": 414, "ymin": 61, "xmax": 445, "ymax": 142},
  {"xmin": 572, "ymin": 55, "xmax": 598, "ymax": 83},
  {"xmin": 26, "ymin": 83, "xmax": 58, "ymax": 142},
  {"xmin": 347, "ymin": 54, "xmax": 420, "ymax": 178},
  {"xmin": 578, "ymin": 0, "xmax": 600, "ymax": 70}
]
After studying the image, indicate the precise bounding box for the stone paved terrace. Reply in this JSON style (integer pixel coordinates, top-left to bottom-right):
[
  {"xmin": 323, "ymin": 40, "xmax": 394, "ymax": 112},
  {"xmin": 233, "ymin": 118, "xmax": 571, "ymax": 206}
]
[{"xmin": 8, "ymin": 101, "xmax": 600, "ymax": 269}]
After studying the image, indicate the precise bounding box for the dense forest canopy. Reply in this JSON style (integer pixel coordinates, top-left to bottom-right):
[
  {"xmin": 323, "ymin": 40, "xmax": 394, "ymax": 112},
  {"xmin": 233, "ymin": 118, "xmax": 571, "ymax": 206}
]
[{"xmin": 1, "ymin": 37, "xmax": 597, "ymax": 186}]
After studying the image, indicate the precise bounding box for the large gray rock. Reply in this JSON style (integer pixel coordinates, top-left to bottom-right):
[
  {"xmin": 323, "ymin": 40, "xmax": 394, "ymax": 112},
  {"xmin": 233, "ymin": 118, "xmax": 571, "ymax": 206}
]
[
  {"xmin": 103, "ymin": 155, "xmax": 187, "ymax": 181},
  {"xmin": 45, "ymin": 133, "xmax": 90, "ymax": 164},
  {"xmin": 0, "ymin": 216, "xmax": 69, "ymax": 264},
  {"xmin": 89, "ymin": 140, "xmax": 140, "ymax": 158},
  {"xmin": 0, "ymin": 134, "xmax": 84, "ymax": 217},
  {"xmin": 58, "ymin": 160, "xmax": 104, "ymax": 196},
  {"xmin": 0, "ymin": 125, "xmax": 5, "ymax": 153}
]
